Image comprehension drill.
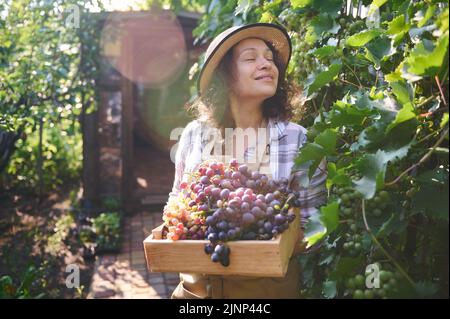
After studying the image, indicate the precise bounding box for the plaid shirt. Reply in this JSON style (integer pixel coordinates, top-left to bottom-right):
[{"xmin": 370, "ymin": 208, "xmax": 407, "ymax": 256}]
[{"xmin": 168, "ymin": 117, "xmax": 328, "ymax": 222}]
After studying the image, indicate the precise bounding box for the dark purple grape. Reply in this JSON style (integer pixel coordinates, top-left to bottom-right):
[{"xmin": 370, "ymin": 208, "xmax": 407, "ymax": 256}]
[
  {"xmin": 204, "ymin": 243, "xmax": 214, "ymax": 254},
  {"xmin": 246, "ymin": 180, "xmax": 256, "ymax": 188},
  {"xmin": 264, "ymin": 221, "xmax": 273, "ymax": 232},
  {"xmin": 251, "ymin": 171, "xmax": 260, "ymax": 180},
  {"xmin": 225, "ymin": 207, "xmax": 235, "ymax": 217},
  {"xmin": 212, "ymin": 209, "xmax": 222, "ymax": 220},
  {"xmin": 217, "ymin": 221, "xmax": 228, "ymax": 230},
  {"xmin": 220, "ymin": 188, "xmax": 230, "ymax": 200},
  {"xmin": 240, "ymin": 202, "xmax": 250, "ymax": 212},
  {"xmin": 238, "ymin": 165, "xmax": 248, "ymax": 174},
  {"xmin": 218, "ymin": 231, "xmax": 227, "ymax": 241},
  {"xmin": 207, "ymin": 233, "xmax": 218, "ymax": 242},
  {"xmin": 220, "ymin": 256, "xmax": 230, "ymax": 267},
  {"xmin": 266, "ymin": 207, "xmax": 275, "ymax": 217},
  {"xmin": 242, "ymin": 212, "xmax": 255, "ymax": 225},
  {"xmin": 251, "ymin": 206, "xmax": 263, "ymax": 218},
  {"xmin": 227, "ymin": 229, "xmax": 236, "ymax": 239},
  {"xmin": 274, "ymin": 214, "xmax": 286, "ymax": 225},
  {"xmin": 205, "ymin": 215, "xmax": 215, "ymax": 225},
  {"xmin": 214, "ymin": 244, "xmax": 225, "ymax": 255},
  {"xmin": 211, "ymin": 252, "xmax": 220, "ymax": 262}
]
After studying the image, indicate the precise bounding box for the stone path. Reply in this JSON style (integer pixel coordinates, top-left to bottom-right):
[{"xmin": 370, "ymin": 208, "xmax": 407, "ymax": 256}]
[{"xmin": 87, "ymin": 211, "xmax": 179, "ymax": 299}]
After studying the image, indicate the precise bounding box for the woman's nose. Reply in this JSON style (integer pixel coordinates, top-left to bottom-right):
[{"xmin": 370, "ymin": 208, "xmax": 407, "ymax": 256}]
[{"xmin": 257, "ymin": 57, "xmax": 272, "ymax": 70}]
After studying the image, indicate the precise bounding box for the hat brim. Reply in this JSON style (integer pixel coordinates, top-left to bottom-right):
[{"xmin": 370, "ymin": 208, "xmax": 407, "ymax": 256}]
[{"xmin": 198, "ymin": 23, "xmax": 292, "ymax": 96}]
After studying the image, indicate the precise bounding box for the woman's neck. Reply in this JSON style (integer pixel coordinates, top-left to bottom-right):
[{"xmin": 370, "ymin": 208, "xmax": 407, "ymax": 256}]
[{"xmin": 229, "ymin": 96, "xmax": 265, "ymax": 130}]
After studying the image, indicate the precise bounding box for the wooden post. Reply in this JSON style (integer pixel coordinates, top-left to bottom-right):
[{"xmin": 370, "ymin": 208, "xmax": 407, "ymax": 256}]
[
  {"xmin": 81, "ymin": 103, "xmax": 100, "ymax": 208},
  {"xmin": 120, "ymin": 36, "xmax": 134, "ymax": 213}
]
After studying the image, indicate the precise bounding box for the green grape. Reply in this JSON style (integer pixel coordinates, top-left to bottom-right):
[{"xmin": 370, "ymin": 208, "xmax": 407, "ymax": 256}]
[
  {"xmin": 346, "ymin": 277, "xmax": 356, "ymax": 289},
  {"xmin": 343, "ymin": 207, "xmax": 353, "ymax": 216},
  {"xmin": 353, "ymin": 289, "xmax": 364, "ymax": 299},
  {"xmin": 373, "ymin": 208, "xmax": 382, "ymax": 217},
  {"xmin": 354, "ymin": 274, "xmax": 365, "ymax": 288},
  {"xmin": 364, "ymin": 289, "xmax": 375, "ymax": 299}
]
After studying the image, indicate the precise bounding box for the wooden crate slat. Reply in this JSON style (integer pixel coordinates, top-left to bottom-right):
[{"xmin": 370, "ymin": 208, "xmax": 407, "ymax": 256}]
[{"xmin": 143, "ymin": 208, "xmax": 301, "ymax": 277}]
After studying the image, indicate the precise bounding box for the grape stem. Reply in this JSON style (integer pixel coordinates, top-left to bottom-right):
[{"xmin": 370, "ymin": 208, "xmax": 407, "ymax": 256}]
[
  {"xmin": 416, "ymin": 94, "xmax": 438, "ymax": 108},
  {"xmin": 435, "ymin": 75, "xmax": 447, "ymax": 107},
  {"xmin": 385, "ymin": 126, "xmax": 449, "ymax": 186},
  {"xmin": 361, "ymin": 199, "xmax": 415, "ymax": 287},
  {"xmin": 343, "ymin": 60, "xmax": 364, "ymax": 88},
  {"xmin": 338, "ymin": 77, "xmax": 362, "ymax": 89}
]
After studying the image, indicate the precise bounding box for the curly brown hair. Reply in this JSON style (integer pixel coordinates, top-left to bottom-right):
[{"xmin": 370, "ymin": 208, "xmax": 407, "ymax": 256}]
[{"xmin": 186, "ymin": 40, "xmax": 295, "ymax": 133}]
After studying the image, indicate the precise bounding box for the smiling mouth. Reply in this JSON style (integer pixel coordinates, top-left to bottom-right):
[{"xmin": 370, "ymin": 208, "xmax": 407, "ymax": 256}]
[{"xmin": 255, "ymin": 76, "xmax": 273, "ymax": 81}]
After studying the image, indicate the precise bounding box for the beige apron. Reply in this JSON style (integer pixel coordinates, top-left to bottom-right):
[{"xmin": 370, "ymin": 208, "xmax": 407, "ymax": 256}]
[{"xmin": 171, "ymin": 124, "xmax": 302, "ymax": 299}]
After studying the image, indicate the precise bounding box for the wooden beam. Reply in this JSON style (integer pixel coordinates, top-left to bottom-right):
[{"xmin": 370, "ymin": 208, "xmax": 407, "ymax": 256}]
[
  {"xmin": 81, "ymin": 104, "xmax": 100, "ymax": 208},
  {"xmin": 120, "ymin": 37, "xmax": 134, "ymax": 213}
]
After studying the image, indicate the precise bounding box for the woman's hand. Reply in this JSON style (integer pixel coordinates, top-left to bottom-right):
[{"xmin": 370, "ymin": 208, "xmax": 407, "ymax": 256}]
[{"xmin": 292, "ymin": 231, "xmax": 306, "ymax": 256}]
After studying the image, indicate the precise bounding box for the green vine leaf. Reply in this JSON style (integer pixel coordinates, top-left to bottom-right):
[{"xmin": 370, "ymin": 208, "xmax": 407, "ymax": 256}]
[
  {"xmin": 304, "ymin": 62, "xmax": 342, "ymax": 95},
  {"xmin": 405, "ymin": 34, "xmax": 449, "ymax": 77},
  {"xmin": 345, "ymin": 29, "xmax": 384, "ymax": 47}
]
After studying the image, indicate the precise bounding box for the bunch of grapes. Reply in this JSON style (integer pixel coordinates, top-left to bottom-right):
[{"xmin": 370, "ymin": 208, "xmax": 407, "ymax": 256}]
[
  {"xmin": 290, "ymin": 31, "xmax": 317, "ymax": 84},
  {"xmin": 162, "ymin": 159, "xmax": 302, "ymax": 267},
  {"xmin": 346, "ymin": 265, "xmax": 403, "ymax": 299}
]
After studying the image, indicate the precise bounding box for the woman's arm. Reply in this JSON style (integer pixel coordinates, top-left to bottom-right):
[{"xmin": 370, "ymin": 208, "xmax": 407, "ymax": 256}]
[{"xmin": 167, "ymin": 122, "xmax": 195, "ymax": 202}]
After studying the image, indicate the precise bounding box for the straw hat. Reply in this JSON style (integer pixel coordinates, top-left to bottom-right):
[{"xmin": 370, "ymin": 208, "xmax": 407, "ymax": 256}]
[{"xmin": 197, "ymin": 23, "xmax": 292, "ymax": 96}]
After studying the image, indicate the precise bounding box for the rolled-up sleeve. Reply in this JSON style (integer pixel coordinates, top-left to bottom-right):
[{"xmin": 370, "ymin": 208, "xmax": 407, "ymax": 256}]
[{"xmin": 167, "ymin": 122, "xmax": 193, "ymax": 202}]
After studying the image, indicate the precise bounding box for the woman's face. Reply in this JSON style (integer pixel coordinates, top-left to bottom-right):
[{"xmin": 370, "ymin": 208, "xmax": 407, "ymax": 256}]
[{"xmin": 228, "ymin": 38, "xmax": 279, "ymax": 101}]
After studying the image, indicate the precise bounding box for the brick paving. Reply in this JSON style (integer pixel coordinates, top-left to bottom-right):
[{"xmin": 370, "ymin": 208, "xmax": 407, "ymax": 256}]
[{"xmin": 87, "ymin": 211, "xmax": 180, "ymax": 299}]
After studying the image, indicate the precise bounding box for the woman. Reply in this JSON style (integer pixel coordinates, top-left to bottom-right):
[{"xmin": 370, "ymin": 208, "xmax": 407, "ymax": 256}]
[{"xmin": 167, "ymin": 23, "xmax": 327, "ymax": 298}]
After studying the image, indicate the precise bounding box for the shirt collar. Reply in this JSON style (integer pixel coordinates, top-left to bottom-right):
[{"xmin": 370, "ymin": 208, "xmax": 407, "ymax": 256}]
[{"xmin": 267, "ymin": 117, "xmax": 288, "ymax": 141}]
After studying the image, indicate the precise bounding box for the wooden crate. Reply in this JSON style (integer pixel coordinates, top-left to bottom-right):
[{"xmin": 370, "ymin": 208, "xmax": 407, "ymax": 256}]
[{"xmin": 143, "ymin": 207, "xmax": 301, "ymax": 277}]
